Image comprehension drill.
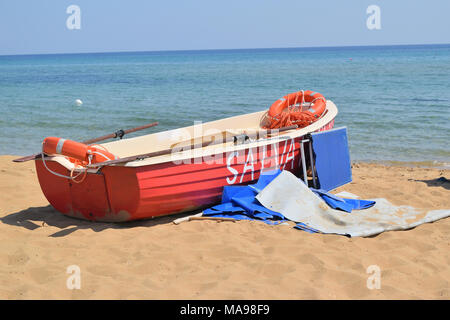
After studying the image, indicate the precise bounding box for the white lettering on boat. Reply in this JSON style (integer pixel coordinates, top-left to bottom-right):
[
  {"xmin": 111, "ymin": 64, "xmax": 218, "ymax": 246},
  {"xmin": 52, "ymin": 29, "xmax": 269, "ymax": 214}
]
[
  {"xmin": 167, "ymin": 120, "xmax": 337, "ymax": 185},
  {"xmin": 284, "ymin": 138, "xmax": 296, "ymax": 170},
  {"xmin": 225, "ymin": 139, "xmax": 299, "ymax": 186},
  {"xmin": 272, "ymin": 141, "xmax": 280, "ymax": 168},
  {"xmin": 226, "ymin": 151, "xmax": 239, "ymax": 185},
  {"xmin": 240, "ymin": 147, "xmax": 255, "ymax": 183},
  {"xmin": 260, "ymin": 144, "xmax": 267, "ymax": 173},
  {"xmin": 278, "ymin": 139, "xmax": 288, "ymax": 170}
]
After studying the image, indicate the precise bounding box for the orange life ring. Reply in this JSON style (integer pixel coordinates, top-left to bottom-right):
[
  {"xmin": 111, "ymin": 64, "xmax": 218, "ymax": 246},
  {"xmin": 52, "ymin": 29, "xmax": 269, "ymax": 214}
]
[
  {"xmin": 42, "ymin": 137, "xmax": 118, "ymax": 165},
  {"xmin": 266, "ymin": 90, "xmax": 327, "ymax": 129}
]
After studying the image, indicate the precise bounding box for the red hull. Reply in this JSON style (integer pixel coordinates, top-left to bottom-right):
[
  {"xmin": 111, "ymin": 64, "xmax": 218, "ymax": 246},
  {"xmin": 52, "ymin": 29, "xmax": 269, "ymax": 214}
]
[{"xmin": 36, "ymin": 120, "xmax": 334, "ymax": 222}]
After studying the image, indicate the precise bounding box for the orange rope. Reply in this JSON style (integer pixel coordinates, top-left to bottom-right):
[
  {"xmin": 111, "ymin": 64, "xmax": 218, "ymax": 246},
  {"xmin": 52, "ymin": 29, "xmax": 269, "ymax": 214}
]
[
  {"xmin": 265, "ymin": 90, "xmax": 326, "ymax": 129},
  {"xmin": 266, "ymin": 106, "xmax": 317, "ymax": 129},
  {"xmin": 265, "ymin": 90, "xmax": 321, "ymax": 129}
]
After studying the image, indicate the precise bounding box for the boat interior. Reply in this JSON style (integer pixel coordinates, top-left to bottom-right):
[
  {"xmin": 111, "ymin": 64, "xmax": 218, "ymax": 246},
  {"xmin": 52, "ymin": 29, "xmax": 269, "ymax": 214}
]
[{"xmin": 45, "ymin": 101, "xmax": 338, "ymax": 169}]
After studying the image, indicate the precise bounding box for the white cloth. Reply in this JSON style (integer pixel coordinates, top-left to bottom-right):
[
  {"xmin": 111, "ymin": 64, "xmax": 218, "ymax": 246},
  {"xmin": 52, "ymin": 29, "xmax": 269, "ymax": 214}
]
[{"xmin": 256, "ymin": 171, "xmax": 450, "ymax": 237}]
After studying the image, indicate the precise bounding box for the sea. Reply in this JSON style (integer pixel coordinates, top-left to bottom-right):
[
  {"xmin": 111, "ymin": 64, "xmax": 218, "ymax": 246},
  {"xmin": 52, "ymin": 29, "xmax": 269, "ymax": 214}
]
[{"xmin": 0, "ymin": 44, "xmax": 449, "ymax": 167}]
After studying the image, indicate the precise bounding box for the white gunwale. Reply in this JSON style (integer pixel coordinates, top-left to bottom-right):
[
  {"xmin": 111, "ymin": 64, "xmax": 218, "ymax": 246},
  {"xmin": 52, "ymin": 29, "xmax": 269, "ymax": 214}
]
[{"xmin": 41, "ymin": 100, "xmax": 337, "ymax": 170}]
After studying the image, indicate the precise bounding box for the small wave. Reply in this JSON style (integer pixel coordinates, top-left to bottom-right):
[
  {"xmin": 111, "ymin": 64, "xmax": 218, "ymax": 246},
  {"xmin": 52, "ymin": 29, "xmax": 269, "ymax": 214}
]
[{"xmin": 409, "ymin": 98, "xmax": 449, "ymax": 103}]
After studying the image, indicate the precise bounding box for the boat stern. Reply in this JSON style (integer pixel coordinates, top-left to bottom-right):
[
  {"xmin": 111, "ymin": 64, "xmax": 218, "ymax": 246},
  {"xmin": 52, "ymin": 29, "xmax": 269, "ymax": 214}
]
[{"xmin": 35, "ymin": 159, "xmax": 140, "ymax": 222}]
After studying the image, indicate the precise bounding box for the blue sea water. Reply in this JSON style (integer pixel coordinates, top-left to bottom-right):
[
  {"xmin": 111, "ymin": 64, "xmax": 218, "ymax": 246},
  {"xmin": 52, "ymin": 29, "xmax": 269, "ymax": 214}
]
[{"xmin": 0, "ymin": 44, "xmax": 449, "ymax": 166}]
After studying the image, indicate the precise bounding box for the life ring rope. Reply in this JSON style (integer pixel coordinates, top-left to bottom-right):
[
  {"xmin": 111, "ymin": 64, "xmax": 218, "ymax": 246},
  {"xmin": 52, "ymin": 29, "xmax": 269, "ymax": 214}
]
[
  {"xmin": 41, "ymin": 137, "xmax": 118, "ymax": 181},
  {"xmin": 265, "ymin": 90, "xmax": 327, "ymax": 129},
  {"xmin": 41, "ymin": 152, "xmax": 88, "ymax": 183}
]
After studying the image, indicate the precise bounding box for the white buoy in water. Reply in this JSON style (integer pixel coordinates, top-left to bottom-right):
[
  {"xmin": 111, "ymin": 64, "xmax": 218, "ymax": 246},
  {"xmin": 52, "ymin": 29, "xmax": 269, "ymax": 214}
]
[{"xmin": 75, "ymin": 99, "xmax": 83, "ymax": 106}]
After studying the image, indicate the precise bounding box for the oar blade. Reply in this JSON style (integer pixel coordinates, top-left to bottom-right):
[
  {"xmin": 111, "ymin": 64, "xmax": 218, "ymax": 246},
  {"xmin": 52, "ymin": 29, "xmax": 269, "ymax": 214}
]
[{"xmin": 12, "ymin": 154, "xmax": 40, "ymax": 163}]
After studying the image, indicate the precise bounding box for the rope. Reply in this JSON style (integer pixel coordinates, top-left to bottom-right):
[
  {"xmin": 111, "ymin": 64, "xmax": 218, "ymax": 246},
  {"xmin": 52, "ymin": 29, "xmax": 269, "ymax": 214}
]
[
  {"xmin": 265, "ymin": 90, "xmax": 325, "ymax": 129},
  {"xmin": 87, "ymin": 144, "xmax": 116, "ymax": 161},
  {"xmin": 88, "ymin": 144, "xmax": 108, "ymax": 151},
  {"xmin": 41, "ymin": 153, "xmax": 87, "ymax": 181},
  {"xmin": 70, "ymin": 162, "xmax": 88, "ymax": 183},
  {"xmin": 40, "ymin": 142, "xmax": 114, "ymax": 182},
  {"xmin": 40, "ymin": 141, "xmax": 93, "ymax": 182},
  {"xmin": 90, "ymin": 150, "xmax": 115, "ymax": 161}
]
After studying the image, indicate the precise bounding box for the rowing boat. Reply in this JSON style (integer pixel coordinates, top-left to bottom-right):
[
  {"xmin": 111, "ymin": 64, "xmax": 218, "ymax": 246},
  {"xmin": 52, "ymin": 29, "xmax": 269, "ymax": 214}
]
[{"xmin": 34, "ymin": 98, "xmax": 338, "ymax": 222}]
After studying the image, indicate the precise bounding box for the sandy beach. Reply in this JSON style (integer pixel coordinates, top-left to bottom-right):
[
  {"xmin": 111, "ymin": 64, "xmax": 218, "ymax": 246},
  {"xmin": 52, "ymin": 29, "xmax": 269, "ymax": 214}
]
[{"xmin": 0, "ymin": 155, "xmax": 449, "ymax": 299}]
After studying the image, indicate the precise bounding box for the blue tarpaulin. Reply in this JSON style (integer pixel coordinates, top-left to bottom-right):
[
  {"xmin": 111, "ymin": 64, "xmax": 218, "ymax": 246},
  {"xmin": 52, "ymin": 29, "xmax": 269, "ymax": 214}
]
[
  {"xmin": 203, "ymin": 169, "xmax": 375, "ymax": 230},
  {"xmin": 310, "ymin": 188, "xmax": 375, "ymax": 213},
  {"xmin": 203, "ymin": 170, "xmax": 287, "ymax": 225}
]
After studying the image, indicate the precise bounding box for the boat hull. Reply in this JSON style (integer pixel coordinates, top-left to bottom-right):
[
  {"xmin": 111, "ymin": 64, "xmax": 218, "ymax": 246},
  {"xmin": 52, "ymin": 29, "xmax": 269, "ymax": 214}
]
[{"xmin": 35, "ymin": 120, "xmax": 335, "ymax": 222}]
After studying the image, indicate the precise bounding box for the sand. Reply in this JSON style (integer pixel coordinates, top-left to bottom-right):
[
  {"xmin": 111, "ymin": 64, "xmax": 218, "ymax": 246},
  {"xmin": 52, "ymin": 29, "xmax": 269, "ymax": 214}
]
[{"xmin": 0, "ymin": 155, "xmax": 449, "ymax": 299}]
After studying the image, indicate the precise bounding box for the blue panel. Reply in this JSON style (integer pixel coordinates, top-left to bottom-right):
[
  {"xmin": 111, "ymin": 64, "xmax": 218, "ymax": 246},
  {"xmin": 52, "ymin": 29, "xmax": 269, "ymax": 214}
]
[{"xmin": 310, "ymin": 127, "xmax": 352, "ymax": 191}]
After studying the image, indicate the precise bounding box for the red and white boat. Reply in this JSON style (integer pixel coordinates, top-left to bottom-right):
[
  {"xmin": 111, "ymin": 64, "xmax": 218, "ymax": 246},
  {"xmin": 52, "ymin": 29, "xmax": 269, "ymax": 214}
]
[{"xmin": 33, "ymin": 94, "xmax": 338, "ymax": 222}]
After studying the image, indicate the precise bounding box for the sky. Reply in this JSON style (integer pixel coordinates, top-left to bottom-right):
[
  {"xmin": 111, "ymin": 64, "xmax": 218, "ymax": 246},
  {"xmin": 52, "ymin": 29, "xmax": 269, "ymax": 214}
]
[{"xmin": 0, "ymin": 0, "xmax": 449, "ymax": 55}]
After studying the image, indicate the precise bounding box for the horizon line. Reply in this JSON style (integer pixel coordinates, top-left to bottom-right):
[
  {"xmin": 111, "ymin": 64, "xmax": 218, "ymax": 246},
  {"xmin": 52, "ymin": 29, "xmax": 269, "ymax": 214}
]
[{"xmin": 1, "ymin": 42, "xmax": 449, "ymax": 58}]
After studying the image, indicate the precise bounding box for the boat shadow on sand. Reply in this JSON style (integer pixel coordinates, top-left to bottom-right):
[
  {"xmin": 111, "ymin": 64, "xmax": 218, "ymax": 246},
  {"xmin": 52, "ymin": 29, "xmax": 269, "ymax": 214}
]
[
  {"xmin": 413, "ymin": 176, "xmax": 450, "ymax": 190},
  {"xmin": 0, "ymin": 205, "xmax": 195, "ymax": 237}
]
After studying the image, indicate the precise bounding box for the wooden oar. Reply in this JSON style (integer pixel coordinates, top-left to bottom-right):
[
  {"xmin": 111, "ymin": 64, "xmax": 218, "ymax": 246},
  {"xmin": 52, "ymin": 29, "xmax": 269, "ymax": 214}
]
[
  {"xmin": 173, "ymin": 214, "xmax": 236, "ymax": 225},
  {"xmin": 83, "ymin": 122, "xmax": 159, "ymax": 145},
  {"xmin": 12, "ymin": 121, "xmax": 159, "ymax": 163},
  {"xmin": 88, "ymin": 124, "xmax": 298, "ymax": 168}
]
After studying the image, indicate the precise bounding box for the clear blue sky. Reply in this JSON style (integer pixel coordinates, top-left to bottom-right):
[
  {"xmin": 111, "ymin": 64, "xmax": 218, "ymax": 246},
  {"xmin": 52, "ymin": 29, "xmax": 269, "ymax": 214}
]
[{"xmin": 0, "ymin": 0, "xmax": 449, "ymax": 55}]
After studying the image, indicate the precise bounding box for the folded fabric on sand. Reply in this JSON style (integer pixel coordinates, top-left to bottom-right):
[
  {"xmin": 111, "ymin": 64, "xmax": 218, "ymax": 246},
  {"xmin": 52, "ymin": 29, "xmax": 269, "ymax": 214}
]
[
  {"xmin": 310, "ymin": 188, "xmax": 376, "ymax": 213},
  {"xmin": 204, "ymin": 170, "xmax": 450, "ymax": 237},
  {"xmin": 203, "ymin": 169, "xmax": 374, "ymax": 229},
  {"xmin": 203, "ymin": 171, "xmax": 288, "ymax": 225},
  {"xmin": 256, "ymin": 171, "xmax": 450, "ymax": 237}
]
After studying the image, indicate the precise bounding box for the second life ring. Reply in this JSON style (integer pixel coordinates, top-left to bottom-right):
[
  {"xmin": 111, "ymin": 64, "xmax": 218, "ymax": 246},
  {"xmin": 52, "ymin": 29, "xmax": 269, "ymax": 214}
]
[
  {"xmin": 266, "ymin": 90, "xmax": 327, "ymax": 129},
  {"xmin": 42, "ymin": 137, "xmax": 118, "ymax": 165}
]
